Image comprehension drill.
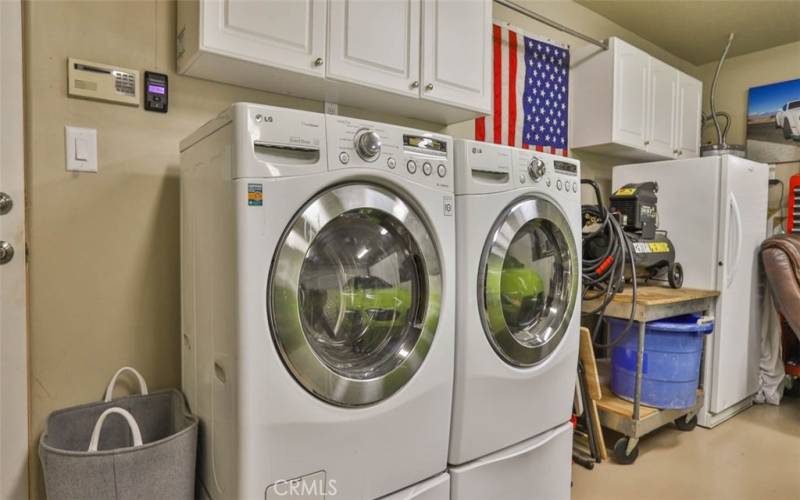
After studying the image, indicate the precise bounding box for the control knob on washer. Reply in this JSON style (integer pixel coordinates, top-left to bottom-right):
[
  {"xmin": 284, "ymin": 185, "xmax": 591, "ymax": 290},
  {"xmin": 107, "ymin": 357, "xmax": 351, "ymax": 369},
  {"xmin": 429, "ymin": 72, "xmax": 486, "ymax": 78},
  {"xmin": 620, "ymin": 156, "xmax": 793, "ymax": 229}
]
[
  {"xmin": 528, "ymin": 157, "xmax": 546, "ymax": 181},
  {"xmin": 354, "ymin": 129, "xmax": 382, "ymax": 162}
]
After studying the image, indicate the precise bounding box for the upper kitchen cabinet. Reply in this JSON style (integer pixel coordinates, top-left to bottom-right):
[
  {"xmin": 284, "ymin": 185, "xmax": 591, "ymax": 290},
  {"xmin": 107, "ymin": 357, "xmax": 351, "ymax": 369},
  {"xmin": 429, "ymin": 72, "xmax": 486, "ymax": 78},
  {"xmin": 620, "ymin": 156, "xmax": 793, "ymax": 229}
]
[
  {"xmin": 177, "ymin": 0, "xmax": 491, "ymax": 124},
  {"xmin": 421, "ymin": 0, "xmax": 492, "ymax": 113},
  {"xmin": 571, "ymin": 37, "xmax": 702, "ymax": 161},
  {"xmin": 327, "ymin": 0, "xmax": 420, "ymax": 97},
  {"xmin": 177, "ymin": 0, "xmax": 328, "ymax": 97}
]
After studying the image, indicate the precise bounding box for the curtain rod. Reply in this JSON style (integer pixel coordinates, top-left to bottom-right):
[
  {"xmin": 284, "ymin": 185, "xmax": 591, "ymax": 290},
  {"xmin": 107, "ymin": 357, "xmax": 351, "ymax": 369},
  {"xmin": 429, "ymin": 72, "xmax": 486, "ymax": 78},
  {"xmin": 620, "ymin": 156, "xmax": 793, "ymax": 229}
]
[{"xmin": 493, "ymin": 0, "xmax": 609, "ymax": 50}]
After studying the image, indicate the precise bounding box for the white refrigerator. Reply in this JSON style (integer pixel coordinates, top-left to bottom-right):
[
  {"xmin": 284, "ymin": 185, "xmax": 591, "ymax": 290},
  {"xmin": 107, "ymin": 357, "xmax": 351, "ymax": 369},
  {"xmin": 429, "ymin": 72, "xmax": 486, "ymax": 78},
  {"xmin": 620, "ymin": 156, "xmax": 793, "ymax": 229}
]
[{"xmin": 613, "ymin": 155, "xmax": 769, "ymax": 428}]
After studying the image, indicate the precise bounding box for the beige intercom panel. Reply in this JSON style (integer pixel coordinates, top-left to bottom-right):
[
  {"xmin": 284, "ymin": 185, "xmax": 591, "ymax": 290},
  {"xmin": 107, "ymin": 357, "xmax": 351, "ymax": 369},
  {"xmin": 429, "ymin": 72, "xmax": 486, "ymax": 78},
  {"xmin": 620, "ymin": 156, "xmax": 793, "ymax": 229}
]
[{"xmin": 68, "ymin": 58, "xmax": 140, "ymax": 106}]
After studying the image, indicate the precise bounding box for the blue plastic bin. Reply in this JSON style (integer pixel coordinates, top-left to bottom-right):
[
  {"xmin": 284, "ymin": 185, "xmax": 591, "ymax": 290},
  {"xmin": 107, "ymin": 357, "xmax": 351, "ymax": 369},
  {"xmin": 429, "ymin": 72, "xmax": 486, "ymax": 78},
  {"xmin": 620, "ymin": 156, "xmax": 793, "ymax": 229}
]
[{"xmin": 608, "ymin": 314, "xmax": 714, "ymax": 409}]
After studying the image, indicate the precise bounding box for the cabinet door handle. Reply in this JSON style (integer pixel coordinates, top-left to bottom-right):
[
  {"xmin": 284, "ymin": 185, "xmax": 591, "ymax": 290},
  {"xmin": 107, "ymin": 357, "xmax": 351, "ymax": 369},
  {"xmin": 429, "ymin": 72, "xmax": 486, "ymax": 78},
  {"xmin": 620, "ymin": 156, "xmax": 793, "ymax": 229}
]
[
  {"xmin": 673, "ymin": 149, "xmax": 679, "ymax": 154},
  {"xmin": 410, "ymin": 81, "xmax": 419, "ymax": 89},
  {"xmin": 313, "ymin": 57, "xmax": 323, "ymax": 67},
  {"xmin": 644, "ymin": 140, "xmax": 650, "ymax": 146},
  {"xmin": 425, "ymin": 83, "xmax": 434, "ymax": 91},
  {"xmin": 678, "ymin": 150, "xmax": 683, "ymax": 156}
]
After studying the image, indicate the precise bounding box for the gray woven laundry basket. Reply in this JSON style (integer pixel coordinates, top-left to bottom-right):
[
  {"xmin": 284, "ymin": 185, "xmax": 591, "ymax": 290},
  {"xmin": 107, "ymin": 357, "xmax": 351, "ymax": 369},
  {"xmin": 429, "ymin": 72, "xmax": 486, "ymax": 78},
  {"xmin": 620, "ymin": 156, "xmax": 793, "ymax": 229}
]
[{"xmin": 39, "ymin": 367, "xmax": 198, "ymax": 500}]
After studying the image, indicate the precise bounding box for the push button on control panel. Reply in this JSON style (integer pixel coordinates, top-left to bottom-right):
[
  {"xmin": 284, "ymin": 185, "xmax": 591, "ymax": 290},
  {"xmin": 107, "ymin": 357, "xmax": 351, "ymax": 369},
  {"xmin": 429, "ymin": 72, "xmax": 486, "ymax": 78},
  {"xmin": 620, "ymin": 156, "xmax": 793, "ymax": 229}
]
[
  {"xmin": 387, "ymin": 157, "xmax": 396, "ymax": 169},
  {"xmin": 572, "ymin": 181, "xmax": 578, "ymax": 193},
  {"xmin": 556, "ymin": 179, "xmax": 563, "ymax": 191},
  {"xmin": 406, "ymin": 160, "xmax": 417, "ymax": 174},
  {"xmin": 339, "ymin": 151, "xmax": 350, "ymax": 164},
  {"xmin": 437, "ymin": 164, "xmax": 447, "ymax": 177},
  {"xmin": 422, "ymin": 162, "xmax": 433, "ymax": 176}
]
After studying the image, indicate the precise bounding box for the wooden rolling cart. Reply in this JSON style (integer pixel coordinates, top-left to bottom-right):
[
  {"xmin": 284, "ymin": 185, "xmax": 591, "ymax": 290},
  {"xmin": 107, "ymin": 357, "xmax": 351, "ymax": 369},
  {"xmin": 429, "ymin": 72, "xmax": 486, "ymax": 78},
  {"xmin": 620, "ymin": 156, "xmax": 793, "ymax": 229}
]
[{"xmin": 583, "ymin": 286, "xmax": 719, "ymax": 464}]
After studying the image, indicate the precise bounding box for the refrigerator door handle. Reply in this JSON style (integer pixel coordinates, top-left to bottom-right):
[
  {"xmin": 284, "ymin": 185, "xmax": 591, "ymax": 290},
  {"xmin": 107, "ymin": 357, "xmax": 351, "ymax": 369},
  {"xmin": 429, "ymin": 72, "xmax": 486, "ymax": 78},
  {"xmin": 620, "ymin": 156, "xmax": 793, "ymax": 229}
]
[{"xmin": 726, "ymin": 193, "xmax": 743, "ymax": 289}]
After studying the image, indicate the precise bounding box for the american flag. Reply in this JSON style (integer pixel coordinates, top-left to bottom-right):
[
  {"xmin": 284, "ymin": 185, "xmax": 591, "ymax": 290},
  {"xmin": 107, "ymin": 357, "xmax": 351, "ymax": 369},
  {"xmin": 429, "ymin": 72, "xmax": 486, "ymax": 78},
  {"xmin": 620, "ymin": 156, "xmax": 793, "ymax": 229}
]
[{"xmin": 475, "ymin": 23, "xmax": 570, "ymax": 156}]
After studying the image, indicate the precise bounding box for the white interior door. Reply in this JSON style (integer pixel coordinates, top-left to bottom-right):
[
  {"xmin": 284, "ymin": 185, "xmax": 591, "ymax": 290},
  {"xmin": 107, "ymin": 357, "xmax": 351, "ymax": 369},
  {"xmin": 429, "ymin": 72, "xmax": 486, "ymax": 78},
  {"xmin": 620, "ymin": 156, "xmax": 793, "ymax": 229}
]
[
  {"xmin": 420, "ymin": 0, "xmax": 491, "ymax": 112},
  {"xmin": 676, "ymin": 73, "xmax": 702, "ymax": 158},
  {"xmin": 647, "ymin": 58, "xmax": 677, "ymax": 157},
  {"xmin": 204, "ymin": 0, "xmax": 327, "ymax": 76},
  {"xmin": 0, "ymin": 0, "xmax": 28, "ymax": 497},
  {"xmin": 612, "ymin": 40, "xmax": 649, "ymax": 149},
  {"xmin": 710, "ymin": 157, "xmax": 769, "ymax": 413},
  {"xmin": 327, "ymin": 0, "xmax": 420, "ymax": 96}
]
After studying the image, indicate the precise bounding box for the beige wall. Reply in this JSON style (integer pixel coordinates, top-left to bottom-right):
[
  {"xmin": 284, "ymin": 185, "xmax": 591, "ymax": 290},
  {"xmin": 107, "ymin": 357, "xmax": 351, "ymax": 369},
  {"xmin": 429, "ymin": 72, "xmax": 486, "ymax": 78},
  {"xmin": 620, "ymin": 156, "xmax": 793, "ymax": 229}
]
[
  {"xmin": 696, "ymin": 41, "xmax": 800, "ymax": 221},
  {"xmin": 24, "ymin": 1, "xmax": 699, "ymax": 495}
]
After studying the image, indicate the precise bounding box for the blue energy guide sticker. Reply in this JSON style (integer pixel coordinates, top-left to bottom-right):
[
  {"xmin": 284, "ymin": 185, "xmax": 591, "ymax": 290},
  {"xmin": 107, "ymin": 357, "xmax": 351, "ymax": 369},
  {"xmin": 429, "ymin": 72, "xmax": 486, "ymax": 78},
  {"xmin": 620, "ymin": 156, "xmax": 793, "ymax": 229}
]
[{"xmin": 248, "ymin": 183, "xmax": 263, "ymax": 206}]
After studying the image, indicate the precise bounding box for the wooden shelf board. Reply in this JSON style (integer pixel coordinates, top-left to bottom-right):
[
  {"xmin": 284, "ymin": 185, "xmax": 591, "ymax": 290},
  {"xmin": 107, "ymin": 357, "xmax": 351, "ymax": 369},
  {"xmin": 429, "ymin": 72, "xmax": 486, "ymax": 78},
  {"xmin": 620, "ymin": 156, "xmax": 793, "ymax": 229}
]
[{"xmin": 596, "ymin": 385, "xmax": 704, "ymax": 420}]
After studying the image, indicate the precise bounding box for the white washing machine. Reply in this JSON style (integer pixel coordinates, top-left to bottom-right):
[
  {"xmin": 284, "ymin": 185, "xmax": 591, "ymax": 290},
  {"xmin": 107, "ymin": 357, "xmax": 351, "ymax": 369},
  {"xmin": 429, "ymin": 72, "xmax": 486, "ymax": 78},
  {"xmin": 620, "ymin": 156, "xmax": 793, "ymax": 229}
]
[
  {"xmin": 448, "ymin": 140, "xmax": 581, "ymax": 499},
  {"xmin": 180, "ymin": 103, "xmax": 455, "ymax": 500}
]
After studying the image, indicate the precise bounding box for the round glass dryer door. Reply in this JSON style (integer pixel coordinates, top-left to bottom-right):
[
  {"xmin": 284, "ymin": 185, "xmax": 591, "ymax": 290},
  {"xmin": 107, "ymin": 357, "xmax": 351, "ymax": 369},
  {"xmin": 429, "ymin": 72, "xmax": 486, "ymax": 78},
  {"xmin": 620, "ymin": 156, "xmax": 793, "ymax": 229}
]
[
  {"xmin": 479, "ymin": 196, "xmax": 578, "ymax": 367},
  {"xmin": 269, "ymin": 183, "xmax": 442, "ymax": 407}
]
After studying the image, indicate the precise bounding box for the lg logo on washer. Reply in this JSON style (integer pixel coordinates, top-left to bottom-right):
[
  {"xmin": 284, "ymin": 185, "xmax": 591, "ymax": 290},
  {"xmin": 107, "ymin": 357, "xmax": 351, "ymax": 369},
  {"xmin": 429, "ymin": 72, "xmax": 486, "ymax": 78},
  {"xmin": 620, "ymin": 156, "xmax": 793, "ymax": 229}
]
[{"xmin": 268, "ymin": 477, "xmax": 337, "ymax": 497}]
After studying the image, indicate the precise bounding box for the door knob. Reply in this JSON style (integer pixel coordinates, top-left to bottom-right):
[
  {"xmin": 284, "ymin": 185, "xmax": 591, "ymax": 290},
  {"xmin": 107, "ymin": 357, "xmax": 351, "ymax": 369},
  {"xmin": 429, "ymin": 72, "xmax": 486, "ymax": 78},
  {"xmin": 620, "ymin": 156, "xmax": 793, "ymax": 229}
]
[
  {"xmin": 425, "ymin": 83, "xmax": 434, "ymax": 91},
  {"xmin": 0, "ymin": 192, "xmax": 11, "ymax": 215},
  {"xmin": 644, "ymin": 140, "xmax": 650, "ymax": 146},
  {"xmin": 410, "ymin": 81, "xmax": 419, "ymax": 89},
  {"xmin": 0, "ymin": 241, "xmax": 13, "ymax": 265},
  {"xmin": 313, "ymin": 57, "xmax": 323, "ymax": 67}
]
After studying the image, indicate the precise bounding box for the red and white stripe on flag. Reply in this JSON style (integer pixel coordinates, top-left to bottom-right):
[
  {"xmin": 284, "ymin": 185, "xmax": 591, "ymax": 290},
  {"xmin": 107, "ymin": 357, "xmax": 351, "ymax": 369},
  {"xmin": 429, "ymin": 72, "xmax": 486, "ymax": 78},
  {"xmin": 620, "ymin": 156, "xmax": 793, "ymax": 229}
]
[{"xmin": 474, "ymin": 23, "xmax": 569, "ymax": 157}]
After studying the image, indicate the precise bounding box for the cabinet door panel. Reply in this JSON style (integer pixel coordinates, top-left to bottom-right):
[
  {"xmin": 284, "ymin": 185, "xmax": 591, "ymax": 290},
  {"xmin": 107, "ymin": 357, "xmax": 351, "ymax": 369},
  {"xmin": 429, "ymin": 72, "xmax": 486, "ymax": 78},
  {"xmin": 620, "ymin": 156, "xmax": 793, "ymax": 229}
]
[
  {"xmin": 648, "ymin": 58, "xmax": 677, "ymax": 157},
  {"xmin": 204, "ymin": 0, "xmax": 326, "ymax": 76},
  {"xmin": 613, "ymin": 41, "xmax": 649, "ymax": 148},
  {"xmin": 677, "ymin": 73, "xmax": 702, "ymax": 158},
  {"xmin": 327, "ymin": 0, "xmax": 420, "ymax": 96},
  {"xmin": 421, "ymin": 0, "xmax": 491, "ymax": 112}
]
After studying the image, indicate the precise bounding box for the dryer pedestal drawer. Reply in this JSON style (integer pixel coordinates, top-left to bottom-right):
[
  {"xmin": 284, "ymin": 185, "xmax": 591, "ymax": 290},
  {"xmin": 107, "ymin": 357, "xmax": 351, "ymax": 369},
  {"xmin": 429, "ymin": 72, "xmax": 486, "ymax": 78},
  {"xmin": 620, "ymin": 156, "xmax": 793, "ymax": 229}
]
[
  {"xmin": 380, "ymin": 473, "xmax": 450, "ymax": 500},
  {"xmin": 449, "ymin": 422, "xmax": 572, "ymax": 500}
]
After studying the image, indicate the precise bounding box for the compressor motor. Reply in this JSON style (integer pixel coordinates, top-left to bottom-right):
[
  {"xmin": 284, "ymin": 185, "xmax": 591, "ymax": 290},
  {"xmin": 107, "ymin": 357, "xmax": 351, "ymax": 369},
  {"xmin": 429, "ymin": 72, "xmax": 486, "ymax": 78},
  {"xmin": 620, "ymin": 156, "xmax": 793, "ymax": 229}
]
[{"xmin": 609, "ymin": 182, "xmax": 683, "ymax": 289}]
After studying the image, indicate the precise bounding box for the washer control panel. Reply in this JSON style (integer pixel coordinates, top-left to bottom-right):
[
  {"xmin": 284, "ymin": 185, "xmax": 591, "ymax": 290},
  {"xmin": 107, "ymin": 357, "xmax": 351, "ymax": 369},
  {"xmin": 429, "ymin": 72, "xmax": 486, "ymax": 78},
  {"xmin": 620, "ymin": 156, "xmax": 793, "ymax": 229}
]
[
  {"xmin": 326, "ymin": 116, "xmax": 452, "ymax": 190},
  {"xmin": 514, "ymin": 149, "xmax": 580, "ymax": 195}
]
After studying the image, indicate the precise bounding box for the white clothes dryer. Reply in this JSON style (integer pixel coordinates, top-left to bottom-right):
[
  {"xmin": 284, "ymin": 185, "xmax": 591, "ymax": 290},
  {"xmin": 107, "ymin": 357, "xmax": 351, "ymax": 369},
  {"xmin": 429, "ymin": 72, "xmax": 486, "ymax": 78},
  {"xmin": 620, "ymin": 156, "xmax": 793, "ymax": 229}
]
[{"xmin": 448, "ymin": 140, "xmax": 581, "ymax": 499}]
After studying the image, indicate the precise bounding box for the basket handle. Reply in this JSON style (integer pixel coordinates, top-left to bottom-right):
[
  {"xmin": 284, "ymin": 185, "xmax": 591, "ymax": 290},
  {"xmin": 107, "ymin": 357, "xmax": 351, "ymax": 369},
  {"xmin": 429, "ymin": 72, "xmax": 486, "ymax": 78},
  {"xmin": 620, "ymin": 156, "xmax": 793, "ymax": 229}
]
[
  {"xmin": 88, "ymin": 407, "xmax": 143, "ymax": 452},
  {"xmin": 104, "ymin": 366, "xmax": 149, "ymax": 402}
]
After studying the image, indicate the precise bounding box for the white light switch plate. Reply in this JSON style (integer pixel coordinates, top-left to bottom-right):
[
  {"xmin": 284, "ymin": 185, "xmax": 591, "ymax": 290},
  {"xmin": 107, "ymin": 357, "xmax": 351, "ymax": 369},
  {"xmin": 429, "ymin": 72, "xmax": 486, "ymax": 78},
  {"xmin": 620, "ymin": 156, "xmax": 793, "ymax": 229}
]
[{"xmin": 65, "ymin": 126, "xmax": 97, "ymax": 173}]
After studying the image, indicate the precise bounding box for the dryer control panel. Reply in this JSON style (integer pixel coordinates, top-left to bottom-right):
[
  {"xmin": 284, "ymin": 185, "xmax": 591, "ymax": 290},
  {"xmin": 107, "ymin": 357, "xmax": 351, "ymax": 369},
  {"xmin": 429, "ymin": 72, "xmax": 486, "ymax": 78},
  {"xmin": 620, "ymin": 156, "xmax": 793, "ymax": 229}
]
[
  {"xmin": 326, "ymin": 115, "xmax": 453, "ymax": 191},
  {"xmin": 514, "ymin": 149, "xmax": 580, "ymax": 196}
]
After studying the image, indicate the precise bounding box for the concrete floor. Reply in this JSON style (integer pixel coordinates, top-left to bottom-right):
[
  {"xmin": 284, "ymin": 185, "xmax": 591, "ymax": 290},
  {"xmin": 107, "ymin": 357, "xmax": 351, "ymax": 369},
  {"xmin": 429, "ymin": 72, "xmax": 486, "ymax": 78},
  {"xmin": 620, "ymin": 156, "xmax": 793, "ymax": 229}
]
[{"xmin": 572, "ymin": 398, "xmax": 800, "ymax": 499}]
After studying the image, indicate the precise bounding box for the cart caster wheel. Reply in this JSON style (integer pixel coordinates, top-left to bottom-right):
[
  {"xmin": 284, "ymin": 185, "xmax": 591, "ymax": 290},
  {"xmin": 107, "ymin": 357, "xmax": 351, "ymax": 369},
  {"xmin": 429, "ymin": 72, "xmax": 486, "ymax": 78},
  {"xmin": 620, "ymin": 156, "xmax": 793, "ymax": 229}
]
[
  {"xmin": 674, "ymin": 415, "xmax": 698, "ymax": 431},
  {"xmin": 613, "ymin": 437, "xmax": 639, "ymax": 465},
  {"xmin": 784, "ymin": 381, "xmax": 800, "ymax": 398},
  {"xmin": 668, "ymin": 262, "xmax": 684, "ymax": 289}
]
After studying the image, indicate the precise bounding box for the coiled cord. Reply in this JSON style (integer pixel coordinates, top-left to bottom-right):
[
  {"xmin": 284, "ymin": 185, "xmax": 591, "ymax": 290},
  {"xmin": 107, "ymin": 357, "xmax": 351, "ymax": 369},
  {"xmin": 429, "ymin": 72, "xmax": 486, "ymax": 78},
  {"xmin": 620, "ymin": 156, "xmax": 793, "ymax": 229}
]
[{"xmin": 580, "ymin": 179, "xmax": 638, "ymax": 348}]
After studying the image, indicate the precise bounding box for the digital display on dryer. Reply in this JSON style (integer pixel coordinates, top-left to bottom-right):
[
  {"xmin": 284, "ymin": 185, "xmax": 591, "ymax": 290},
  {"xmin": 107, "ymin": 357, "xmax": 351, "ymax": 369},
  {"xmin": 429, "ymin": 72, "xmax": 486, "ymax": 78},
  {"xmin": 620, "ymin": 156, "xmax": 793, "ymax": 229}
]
[{"xmin": 554, "ymin": 160, "xmax": 577, "ymax": 175}]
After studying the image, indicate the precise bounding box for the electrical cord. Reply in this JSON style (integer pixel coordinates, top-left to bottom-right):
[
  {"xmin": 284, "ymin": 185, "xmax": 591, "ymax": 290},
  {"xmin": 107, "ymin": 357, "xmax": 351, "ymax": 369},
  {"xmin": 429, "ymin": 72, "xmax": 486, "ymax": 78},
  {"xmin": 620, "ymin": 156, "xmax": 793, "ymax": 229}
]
[{"xmin": 580, "ymin": 179, "xmax": 638, "ymax": 348}]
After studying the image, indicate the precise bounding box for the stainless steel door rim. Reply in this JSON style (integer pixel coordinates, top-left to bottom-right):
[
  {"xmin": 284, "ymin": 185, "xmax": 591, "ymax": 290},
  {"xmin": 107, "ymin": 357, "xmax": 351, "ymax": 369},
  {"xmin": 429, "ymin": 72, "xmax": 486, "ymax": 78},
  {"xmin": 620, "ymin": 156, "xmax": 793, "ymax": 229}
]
[
  {"xmin": 269, "ymin": 183, "xmax": 442, "ymax": 407},
  {"xmin": 479, "ymin": 196, "xmax": 578, "ymax": 367}
]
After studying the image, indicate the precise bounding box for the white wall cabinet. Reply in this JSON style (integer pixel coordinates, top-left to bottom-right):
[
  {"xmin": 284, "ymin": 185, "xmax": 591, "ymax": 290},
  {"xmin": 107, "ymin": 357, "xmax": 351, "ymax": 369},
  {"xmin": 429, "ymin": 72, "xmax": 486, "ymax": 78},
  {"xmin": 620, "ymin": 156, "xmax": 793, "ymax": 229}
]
[
  {"xmin": 571, "ymin": 37, "xmax": 702, "ymax": 161},
  {"xmin": 647, "ymin": 58, "xmax": 678, "ymax": 158},
  {"xmin": 177, "ymin": 0, "xmax": 490, "ymax": 124},
  {"xmin": 421, "ymin": 0, "xmax": 492, "ymax": 113},
  {"xmin": 676, "ymin": 73, "xmax": 702, "ymax": 157},
  {"xmin": 327, "ymin": 0, "xmax": 420, "ymax": 97}
]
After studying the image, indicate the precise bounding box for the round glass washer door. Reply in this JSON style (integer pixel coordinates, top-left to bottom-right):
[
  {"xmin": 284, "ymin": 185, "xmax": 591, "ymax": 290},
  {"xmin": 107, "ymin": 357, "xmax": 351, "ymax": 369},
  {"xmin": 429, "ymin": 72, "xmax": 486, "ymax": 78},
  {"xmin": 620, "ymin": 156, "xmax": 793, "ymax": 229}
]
[
  {"xmin": 268, "ymin": 183, "xmax": 442, "ymax": 407},
  {"xmin": 479, "ymin": 196, "xmax": 578, "ymax": 367}
]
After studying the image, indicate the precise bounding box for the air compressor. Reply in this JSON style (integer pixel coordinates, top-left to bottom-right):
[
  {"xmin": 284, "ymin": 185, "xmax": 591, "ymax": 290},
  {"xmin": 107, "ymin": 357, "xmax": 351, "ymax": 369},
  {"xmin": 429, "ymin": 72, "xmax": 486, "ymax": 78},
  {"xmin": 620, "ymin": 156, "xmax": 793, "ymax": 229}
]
[
  {"xmin": 582, "ymin": 181, "xmax": 683, "ymax": 291},
  {"xmin": 609, "ymin": 182, "xmax": 683, "ymax": 288}
]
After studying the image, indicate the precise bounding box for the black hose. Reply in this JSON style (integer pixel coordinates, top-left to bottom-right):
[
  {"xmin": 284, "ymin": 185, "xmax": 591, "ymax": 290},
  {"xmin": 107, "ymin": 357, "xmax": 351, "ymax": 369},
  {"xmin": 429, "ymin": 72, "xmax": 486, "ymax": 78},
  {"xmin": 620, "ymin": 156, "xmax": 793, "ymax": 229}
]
[{"xmin": 580, "ymin": 180, "xmax": 638, "ymax": 348}]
